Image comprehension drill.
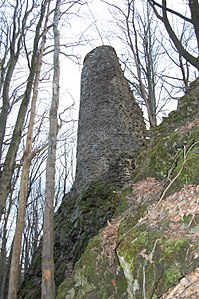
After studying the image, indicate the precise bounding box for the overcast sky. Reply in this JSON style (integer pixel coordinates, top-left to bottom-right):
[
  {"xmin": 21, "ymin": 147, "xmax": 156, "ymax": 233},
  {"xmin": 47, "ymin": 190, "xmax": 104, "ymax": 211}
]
[
  {"xmin": 59, "ymin": 0, "xmax": 189, "ymax": 121},
  {"xmin": 58, "ymin": 0, "xmax": 150, "ymax": 117}
]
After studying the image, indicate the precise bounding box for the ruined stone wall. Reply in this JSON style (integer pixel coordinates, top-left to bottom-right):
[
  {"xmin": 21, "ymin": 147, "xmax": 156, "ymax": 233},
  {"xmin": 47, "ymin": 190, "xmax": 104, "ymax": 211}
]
[{"xmin": 73, "ymin": 45, "xmax": 145, "ymax": 193}]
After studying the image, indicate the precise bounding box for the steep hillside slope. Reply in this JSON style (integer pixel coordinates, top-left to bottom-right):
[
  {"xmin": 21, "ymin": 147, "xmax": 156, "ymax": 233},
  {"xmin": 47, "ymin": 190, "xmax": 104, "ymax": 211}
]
[{"xmin": 57, "ymin": 78, "xmax": 199, "ymax": 299}]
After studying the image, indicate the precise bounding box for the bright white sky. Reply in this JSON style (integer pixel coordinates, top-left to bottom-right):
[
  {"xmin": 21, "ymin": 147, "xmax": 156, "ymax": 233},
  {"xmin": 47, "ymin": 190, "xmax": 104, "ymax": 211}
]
[{"xmin": 59, "ymin": 0, "xmax": 114, "ymax": 116}]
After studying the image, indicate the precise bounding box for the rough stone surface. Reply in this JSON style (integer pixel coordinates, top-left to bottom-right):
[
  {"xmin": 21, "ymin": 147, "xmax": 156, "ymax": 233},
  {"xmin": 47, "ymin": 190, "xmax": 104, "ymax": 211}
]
[
  {"xmin": 177, "ymin": 77, "xmax": 199, "ymax": 111},
  {"xmin": 73, "ymin": 45, "xmax": 145, "ymax": 193}
]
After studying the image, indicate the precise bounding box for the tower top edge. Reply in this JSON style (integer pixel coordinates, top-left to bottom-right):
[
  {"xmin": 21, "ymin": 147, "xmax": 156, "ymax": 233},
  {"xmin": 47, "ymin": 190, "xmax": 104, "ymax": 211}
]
[{"xmin": 83, "ymin": 45, "xmax": 117, "ymax": 64}]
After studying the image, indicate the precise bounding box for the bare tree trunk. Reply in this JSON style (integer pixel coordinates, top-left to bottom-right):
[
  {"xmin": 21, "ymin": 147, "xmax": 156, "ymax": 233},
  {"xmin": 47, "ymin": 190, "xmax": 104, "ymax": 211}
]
[
  {"xmin": 0, "ymin": 242, "xmax": 12, "ymax": 299},
  {"xmin": 127, "ymin": 2, "xmax": 156, "ymax": 128},
  {"xmin": 0, "ymin": 0, "xmax": 49, "ymax": 222},
  {"xmin": 0, "ymin": 193, "xmax": 12, "ymax": 298},
  {"xmin": 103, "ymin": 0, "xmax": 157, "ymax": 127},
  {"xmin": 41, "ymin": 0, "xmax": 60, "ymax": 298},
  {"xmin": 0, "ymin": 1, "xmax": 31, "ymax": 163},
  {"xmin": 7, "ymin": 4, "xmax": 50, "ymax": 298}
]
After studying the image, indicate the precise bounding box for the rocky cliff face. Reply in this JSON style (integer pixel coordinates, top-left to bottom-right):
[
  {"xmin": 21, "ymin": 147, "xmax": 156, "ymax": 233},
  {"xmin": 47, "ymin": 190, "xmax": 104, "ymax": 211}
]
[{"xmin": 56, "ymin": 78, "xmax": 199, "ymax": 299}]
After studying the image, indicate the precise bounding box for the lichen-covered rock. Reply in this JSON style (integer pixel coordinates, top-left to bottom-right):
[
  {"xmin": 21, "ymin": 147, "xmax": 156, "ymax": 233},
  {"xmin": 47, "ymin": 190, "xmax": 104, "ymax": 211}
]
[
  {"xmin": 56, "ymin": 218, "xmax": 125, "ymax": 299},
  {"xmin": 117, "ymin": 184, "xmax": 199, "ymax": 299},
  {"xmin": 133, "ymin": 96, "xmax": 199, "ymax": 195},
  {"xmin": 57, "ymin": 234, "xmax": 127, "ymax": 299},
  {"xmin": 57, "ymin": 182, "xmax": 199, "ymax": 299},
  {"xmin": 19, "ymin": 182, "xmax": 119, "ymax": 299},
  {"xmin": 135, "ymin": 123, "xmax": 199, "ymax": 188}
]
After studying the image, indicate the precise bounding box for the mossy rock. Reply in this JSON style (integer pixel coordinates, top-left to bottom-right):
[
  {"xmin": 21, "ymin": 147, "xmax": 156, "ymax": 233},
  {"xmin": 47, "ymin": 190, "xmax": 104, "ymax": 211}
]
[
  {"xmin": 57, "ymin": 185, "xmax": 199, "ymax": 298},
  {"xmin": 117, "ymin": 226, "xmax": 199, "ymax": 299},
  {"xmin": 134, "ymin": 131, "xmax": 180, "ymax": 181},
  {"xmin": 162, "ymin": 126, "xmax": 199, "ymax": 196},
  {"xmin": 118, "ymin": 205, "xmax": 148, "ymax": 240},
  {"xmin": 57, "ymin": 235, "xmax": 128, "ymax": 299},
  {"xmin": 133, "ymin": 76, "xmax": 199, "ymax": 184},
  {"xmin": 56, "ymin": 202, "xmax": 156, "ymax": 299},
  {"xmin": 19, "ymin": 182, "xmax": 120, "ymax": 298},
  {"xmin": 174, "ymin": 127, "xmax": 199, "ymax": 186},
  {"xmin": 54, "ymin": 182, "xmax": 119, "ymax": 283},
  {"xmin": 133, "ymin": 117, "xmax": 199, "ymax": 194}
]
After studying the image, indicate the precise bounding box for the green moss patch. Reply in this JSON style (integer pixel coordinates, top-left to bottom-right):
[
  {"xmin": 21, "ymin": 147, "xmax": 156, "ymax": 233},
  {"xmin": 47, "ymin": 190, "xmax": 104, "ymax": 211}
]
[
  {"xmin": 117, "ymin": 226, "xmax": 199, "ymax": 299},
  {"xmin": 56, "ymin": 181, "xmax": 199, "ymax": 298},
  {"xmin": 56, "ymin": 233, "xmax": 128, "ymax": 299},
  {"xmin": 133, "ymin": 119, "xmax": 199, "ymax": 195}
]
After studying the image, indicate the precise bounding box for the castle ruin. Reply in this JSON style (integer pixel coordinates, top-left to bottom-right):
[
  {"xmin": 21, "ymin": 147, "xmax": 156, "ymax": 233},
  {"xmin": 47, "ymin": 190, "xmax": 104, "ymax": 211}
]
[
  {"xmin": 18, "ymin": 46, "xmax": 146, "ymax": 298},
  {"xmin": 73, "ymin": 45, "xmax": 145, "ymax": 193}
]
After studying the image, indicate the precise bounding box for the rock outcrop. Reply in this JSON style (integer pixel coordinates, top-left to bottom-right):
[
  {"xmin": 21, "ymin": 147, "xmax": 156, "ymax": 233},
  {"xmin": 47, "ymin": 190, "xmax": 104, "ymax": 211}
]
[{"xmin": 57, "ymin": 78, "xmax": 199, "ymax": 298}]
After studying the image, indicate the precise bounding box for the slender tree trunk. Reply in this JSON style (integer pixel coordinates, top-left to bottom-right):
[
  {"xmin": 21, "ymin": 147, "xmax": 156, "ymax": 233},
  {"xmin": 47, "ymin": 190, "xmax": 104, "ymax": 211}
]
[
  {"xmin": 0, "ymin": 194, "xmax": 12, "ymax": 298},
  {"xmin": 42, "ymin": 0, "xmax": 60, "ymax": 298},
  {"xmin": 0, "ymin": 0, "xmax": 23, "ymax": 163},
  {"xmin": 125, "ymin": 1, "xmax": 156, "ymax": 128},
  {"xmin": 0, "ymin": 0, "xmax": 49, "ymax": 221},
  {"xmin": 7, "ymin": 3, "xmax": 50, "ymax": 297},
  {"xmin": 1, "ymin": 242, "xmax": 12, "ymax": 299}
]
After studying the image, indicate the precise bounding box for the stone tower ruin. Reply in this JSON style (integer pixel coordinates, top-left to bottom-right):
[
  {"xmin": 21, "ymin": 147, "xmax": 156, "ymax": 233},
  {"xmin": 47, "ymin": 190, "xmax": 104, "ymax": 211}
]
[
  {"xmin": 74, "ymin": 45, "xmax": 145, "ymax": 193},
  {"xmin": 18, "ymin": 47, "xmax": 146, "ymax": 298}
]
